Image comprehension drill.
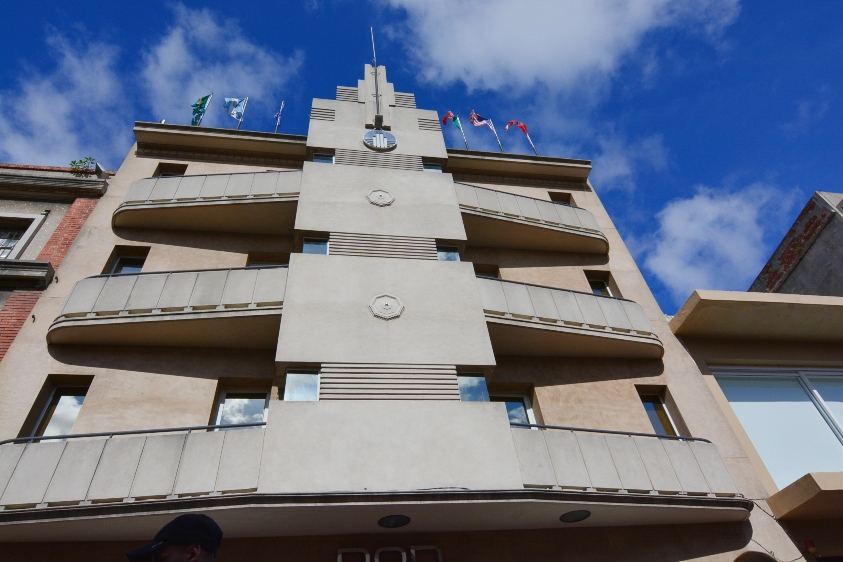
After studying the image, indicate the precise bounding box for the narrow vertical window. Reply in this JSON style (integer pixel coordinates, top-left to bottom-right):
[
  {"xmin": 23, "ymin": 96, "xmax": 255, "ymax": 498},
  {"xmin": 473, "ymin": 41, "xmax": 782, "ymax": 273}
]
[
  {"xmin": 284, "ymin": 372, "xmax": 319, "ymax": 401},
  {"xmin": 34, "ymin": 386, "xmax": 89, "ymax": 438},
  {"xmin": 457, "ymin": 375, "xmax": 490, "ymax": 402},
  {"xmin": 491, "ymin": 395, "xmax": 536, "ymax": 425},
  {"xmin": 639, "ymin": 394, "xmax": 677, "ymax": 437}
]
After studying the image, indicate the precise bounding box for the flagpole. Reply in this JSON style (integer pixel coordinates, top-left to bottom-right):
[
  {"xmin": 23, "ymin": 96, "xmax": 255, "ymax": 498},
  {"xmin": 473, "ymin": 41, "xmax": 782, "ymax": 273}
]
[
  {"xmin": 457, "ymin": 117, "xmax": 470, "ymax": 150},
  {"xmin": 489, "ymin": 119, "xmax": 504, "ymax": 153},
  {"xmin": 197, "ymin": 93, "xmax": 212, "ymax": 127},
  {"xmin": 274, "ymin": 101, "xmax": 285, "ymax": 134},
  {"xmin": 237, "ymin": 97, "xmax": 249, "ymax": 130},
  {"xmin": 525, "ymin": 132, "xmax": 539, "ymax": 156}
]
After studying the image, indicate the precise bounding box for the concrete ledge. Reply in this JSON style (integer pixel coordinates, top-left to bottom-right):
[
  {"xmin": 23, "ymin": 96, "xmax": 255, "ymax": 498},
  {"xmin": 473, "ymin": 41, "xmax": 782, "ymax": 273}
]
[
  {"xmin": 669, "ymin": 290, "xmax": 843, "ymax": 342},
  {"xmin": 767, "ymin": 472, "xmax": 843, "ymax": 520},
  {"xmin": 0, "ymin": 259, "xmax": 54, "ymax": 290},
  {"xmin": 445, "ymin": 149, "xmax": 591, "ymax": 182}
]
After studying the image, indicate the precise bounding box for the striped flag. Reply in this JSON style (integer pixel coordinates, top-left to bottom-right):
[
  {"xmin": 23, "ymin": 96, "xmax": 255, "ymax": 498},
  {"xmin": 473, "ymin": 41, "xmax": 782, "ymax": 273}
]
[{"xmin": 469, "ymin": 110, "xmax": 504, "ymax": 152}]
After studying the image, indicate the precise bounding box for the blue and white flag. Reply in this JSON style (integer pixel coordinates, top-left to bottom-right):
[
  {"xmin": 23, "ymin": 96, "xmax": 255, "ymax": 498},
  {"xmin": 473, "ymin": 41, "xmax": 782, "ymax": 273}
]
[{"xmin": 223, "ymin": 97, "xmax": 247, "ymax": 120}]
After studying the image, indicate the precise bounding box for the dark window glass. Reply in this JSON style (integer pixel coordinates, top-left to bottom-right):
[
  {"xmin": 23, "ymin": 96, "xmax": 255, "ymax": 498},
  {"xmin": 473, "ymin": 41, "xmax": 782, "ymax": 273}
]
[
  {"xmin": 640, "ymin": 395, "xmax": 677, "ymax": 436},
  {"xmin": 588, "ymin": 279, "xmax": 612, "ymax": 297},
  {"xmin": 0, "ymin": 228, "xmax": 27, "ymax": 259},
  {"xmin": 312, "ymin": 154, "xmax": 334, "ymax": 164},
  {"xmin": 111, "ymin": 256, "xmax": 146, "ymax": 274}
]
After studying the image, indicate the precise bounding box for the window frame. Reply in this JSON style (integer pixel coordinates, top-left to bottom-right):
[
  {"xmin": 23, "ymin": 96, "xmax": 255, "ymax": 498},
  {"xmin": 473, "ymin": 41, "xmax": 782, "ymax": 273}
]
[
  {"xmin": 31, "ymin": 385, "xmax": 90, "ymax": 438},
  {"xmin": 302, "ymin": 237, "xmax": 330, "ymax": 255},
  {"xmin": 638, "ymin": 393, "xmax": 679, "ymax": 437},
  {"xmin": 110, "ymin": 256, "xmax": 147, "ymax": 275},
  {"xmin": 213, "ymin": 388, "xmax": 270, "ymax": 429},
  {"xmin": 283, "ymin": 371, "xmax": 320, "ymax": 402},
  {"xmin": 0, "ymin": 212, "xmax": 48, "ymax": 260}
]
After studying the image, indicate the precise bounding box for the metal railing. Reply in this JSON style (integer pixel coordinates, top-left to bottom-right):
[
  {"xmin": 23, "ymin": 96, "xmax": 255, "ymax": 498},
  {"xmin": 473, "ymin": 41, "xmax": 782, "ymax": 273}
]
[
  {"xmin": 0, "ymin": 421, "xmax": 267, "ymax": 446},
  {"xmin": 510, "ymin": 422, "xmax": 711, "ymax": 443},
  {"xmin": 91, "ymin": 264, "xmax": 287, "ymax": 280}
]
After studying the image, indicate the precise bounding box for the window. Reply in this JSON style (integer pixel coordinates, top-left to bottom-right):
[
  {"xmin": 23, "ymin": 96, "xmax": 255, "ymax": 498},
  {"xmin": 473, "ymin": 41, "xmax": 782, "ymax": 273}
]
[
  {"xmin": 283, "ymin": 372, "xmax": 319, "ymax": 401},
  {"xmin": 491, "ymin": 395, "xmax": 536, "ymax": 425},
  {"xmin": 33, "ymin": 386, "xmax": 89, "ymax": 438},
  {"xmin": 247, "ymin": 251, "xmax": 290, "ymax": 267},
  {"xmin": 585, "ymin": 272, "xmax": 615, "ymax": 297},
  {"xmin": 639, "ymin": 394, "xmax": 677, "ymax": 437},
  {"xmin": 457, "ymin": 375, "xmax": 490, "ymax": 402},
  {"xmin": 103, "ymin": 246, "xmax": 150, "ymax": 275},
  {"xmin": 111, "ymin": 257, "xmax": 146, "ymax": 274},
  {"xmin": 153, "ymin": 162, "xmax": 188, "ymax": 177},
  {"xmin": 714, "ymin": 369, "xmax": 843, "ymax": 489},
  {"xmin": 473, "ymin": 263, "xmax": 501, "ymax": 278},
  {"xmin": 0, "ymin": 227, "xmax": 26, "ymax": 259},
  {"xmin": 214, "ymin": 390, "xmax": 269, "ymax": 428},
  {"xmin": 548, "ymin": 191, "xmax": 573, "ymax": 205},
  {"xmin": 423, "ymin": 162, "xmax": 442, "ymax": 172},
  {"xmin": 302, "ymin": 238, "xmax": 329, "ymax": 255},
  {"xmin": 312, "ymin": 153, "xmax": 334, "ymax": 164},
  {"xmin": 436, "ymin": 245, "xmax": 460, "ymax": 262},
  {"xmin": 0, "ymin": 213, "xmax": 47, "ymax": 260}
]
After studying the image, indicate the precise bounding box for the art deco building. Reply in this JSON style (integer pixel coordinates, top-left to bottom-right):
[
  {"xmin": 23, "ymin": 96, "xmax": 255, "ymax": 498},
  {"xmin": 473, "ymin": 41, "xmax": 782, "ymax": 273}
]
[{"xmin": 0, "ymin": 66, "xmax": 808, "ymax": 561}]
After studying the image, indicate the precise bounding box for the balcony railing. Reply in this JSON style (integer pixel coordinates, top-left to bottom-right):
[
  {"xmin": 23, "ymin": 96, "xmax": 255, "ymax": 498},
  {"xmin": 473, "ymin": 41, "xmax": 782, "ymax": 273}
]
[
  {"xmin": 510, "ymin": 423, "xmax": 740, "ymax": 497},
  {"xmin": 47, "ymin": 266, "xmax": 287, "ymax": 348},
  {"xmin": 476, "ymin": 277, "xmax": 663, "ymax": 358},
  {"xmin": 455, "ymin": 183, "xmax": 608, "ymax": 253},
  {"xmin": 113, "ymin": 171, "xmax": 301, "ymax": 234}
]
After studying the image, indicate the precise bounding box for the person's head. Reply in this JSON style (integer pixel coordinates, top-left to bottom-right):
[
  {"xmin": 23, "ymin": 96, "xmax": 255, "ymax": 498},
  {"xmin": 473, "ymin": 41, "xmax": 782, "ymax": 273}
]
[{"xmin": 126, "ymin": 514, "xmax": 222, "ymax": 562}]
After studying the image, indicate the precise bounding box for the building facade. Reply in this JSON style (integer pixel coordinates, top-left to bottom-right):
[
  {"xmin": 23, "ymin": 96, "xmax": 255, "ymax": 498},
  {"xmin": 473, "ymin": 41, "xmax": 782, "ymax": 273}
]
[{"xmin": 0, "ymin": 66, "xmax": 806, "ymax": 561}]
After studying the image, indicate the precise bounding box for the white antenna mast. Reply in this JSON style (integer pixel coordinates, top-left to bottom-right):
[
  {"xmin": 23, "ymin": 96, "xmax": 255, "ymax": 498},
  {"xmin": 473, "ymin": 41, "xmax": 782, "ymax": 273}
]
[{"xmin": 370, "ymin": 27, "xmax": 383, "ymax": 128}]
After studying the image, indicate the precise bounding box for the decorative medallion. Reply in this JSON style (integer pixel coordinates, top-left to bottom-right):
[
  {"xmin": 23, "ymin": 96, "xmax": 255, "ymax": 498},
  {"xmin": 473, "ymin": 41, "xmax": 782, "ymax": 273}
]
[
  {"xmin": 363, "ymin": 129, "xmax": 397, "ymax": 151},
  {"xmin": 369, "ymin": 294, "xmax": 404, "ymax": 320},
  {"xmin": 367, "ymin": 189, "xmax": 395, "ymax": 207}
]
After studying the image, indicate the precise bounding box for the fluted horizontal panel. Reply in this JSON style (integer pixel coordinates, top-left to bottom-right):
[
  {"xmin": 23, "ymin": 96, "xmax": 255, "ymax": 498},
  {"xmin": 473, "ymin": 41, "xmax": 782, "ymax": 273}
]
[
  {"xmin": 310, "ymin": 108, "xmax": 336, "ymax": 121},
  {"xmin": 329, "ymin": 232, "xmax": 438, "ymax": 260},
  {"xmin": 418, "ymin": 118, "xmax": 441, "ymax": 131},
  {"xmin": 334, "ymin": 149, "xmax": 424, "ymax": 172},
  {"xmin": 393, "ymin": 92, "xmax": 416, "ymax": 108},
  {"xmin": 336, "ymin": 86, "xmax": 359, "ymax": 102},
  {"xmin": 319, "ymin": 364, "xmax": 459, "ymax": 400}
]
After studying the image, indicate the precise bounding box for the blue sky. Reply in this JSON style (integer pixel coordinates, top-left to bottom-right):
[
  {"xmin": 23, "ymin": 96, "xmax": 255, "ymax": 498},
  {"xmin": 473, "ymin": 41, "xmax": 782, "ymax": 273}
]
[{"xmin": 1, "ymin": 1, "xmax": 840, "ymax": 313}]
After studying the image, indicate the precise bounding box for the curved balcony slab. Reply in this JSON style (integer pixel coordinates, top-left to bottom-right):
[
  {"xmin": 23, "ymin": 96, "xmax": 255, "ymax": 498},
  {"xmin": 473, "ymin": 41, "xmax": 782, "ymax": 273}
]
[
  {"xmin": 47, "ymin": 266, "xmax": 287, "ymax": 348},
  {"xmin": 455, "ymin": 183, "xmax": 609, "ymax": 253},
  {"xmin": 477, "ymin": 277, "xmax": 663, "ymax": 358},
  {"xmin": 113, "ymin": 171, "xmax": 301, "ymax": 235}
]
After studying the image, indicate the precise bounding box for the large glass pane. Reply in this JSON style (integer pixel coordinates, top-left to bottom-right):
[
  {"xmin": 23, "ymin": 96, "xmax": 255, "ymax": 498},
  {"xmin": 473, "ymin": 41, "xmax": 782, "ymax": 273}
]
[
  {"xmin": 217, "ymin": 392, "xmax": 267, "ymax": 426},
  {"xmin": 457, "ymin": 375, "xmax": 489, "ymax": 402},
  {"xmin": 38, "ymin": 388, "xmax": 87, "ymax": 437},
  {"xmin": 491, "ymin": 396, "xmax": 530, "ymax": 425},
  {"xmin": 717, "ymin": 376, "xmax": 843, "ymax": 489},
  {"xmin": 284, "ymin": 373, "xmax": 319, "ymax": 401},
  {"xmin": 809, "ymin": 376, "xmax": 843, "ymax": 430}
]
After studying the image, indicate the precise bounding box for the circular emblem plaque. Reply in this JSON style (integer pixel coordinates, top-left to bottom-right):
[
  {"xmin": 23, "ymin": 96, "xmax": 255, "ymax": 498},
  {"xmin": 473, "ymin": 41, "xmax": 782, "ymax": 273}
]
[
  {"xmin": 363, "ymin": 129, "xmax": 397, "ymax": 151},
  {"xmin": 369, "ymin": 294, "xmax": 404, "ymax": 320},
  {"xmin": 367, "ymin": 189, "xmax": 395, "ymax": 207}
]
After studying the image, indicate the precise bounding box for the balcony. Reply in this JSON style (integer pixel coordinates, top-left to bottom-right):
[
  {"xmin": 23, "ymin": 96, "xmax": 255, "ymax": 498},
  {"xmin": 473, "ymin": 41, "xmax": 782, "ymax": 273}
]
[
  {"xmin": 0, "ymin": 401, "xmax": 750, "ymax": 541},
  {"xmin": 47, "ymin": 266, "xmax": 286, "ymax": 348},
  {"xmin": 112, "ymin": 171, "xmax": 300, "ymax": 234},
  {"xmin": 477, "ymin": 277, "xmax": 663, "ymax": 358},
  {"xmin": 455, "ymin": 183, "xmax": 608, "ymax": 253}
]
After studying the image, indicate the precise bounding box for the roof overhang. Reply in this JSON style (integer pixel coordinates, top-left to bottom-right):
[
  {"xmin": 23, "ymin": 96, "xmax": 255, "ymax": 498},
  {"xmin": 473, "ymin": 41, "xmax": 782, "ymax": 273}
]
[
  {"xmin": 767, "ymin": 472, "xmax": 843, "ymax": 520},
  {"xmin": 445, "ymin": 149, "xmax": 591, "ymax": 182},
  {"xmin": 670, "ymin": 290, "xmax": 843, "ymax": 342},
  {"xmin": 0, "ymin": 489, "xmax": 751, "ymax": 542}
]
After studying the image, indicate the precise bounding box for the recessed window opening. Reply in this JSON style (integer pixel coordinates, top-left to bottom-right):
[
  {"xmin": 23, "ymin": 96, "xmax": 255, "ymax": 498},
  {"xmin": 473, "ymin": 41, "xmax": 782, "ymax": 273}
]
[
  {"xmin": 473, "ymin": 263, "xmax": 500, "ymax": 278},
  {"xmin": 246, "ymin": 251, "xmax": 290, "ymax": 267},
  {"xmin": 214, "ymin": 390, "xmax": 269, "ymax": 429},
  {"xmin": 585, "ymin": 271, "xmax": 615, "ymax": 297},
  {"xmin": 423, "ymin": 162, "xmax": 442, "ymax": 172},
  {"xmin": 548, "ymin": 191, "xmax": 573, "ymax": 205},
  {"xmin": 714, "ymin": 369, "xmax": 843, "ymax": 489},
  {"xmin": 436, "ymin": 245, "xmax": 460, "ymax": 262},
  {"xmin": 312, "ymin": 153, "xmax": 334, "ymax": 164},
  {"xmin": 302, "ymin": 237, "xmax": 329, "ymax": 255},
  {"xmin": 491, "ymin": 394, "xmax": 537, "ymax": 426},
  {"xmin": 103, "ymin": 246, "xmax": 150, "ymax": 275},
  {"xmin": 283, "ymin": 371, "xmax": 319, "ymax": 401},
  {"xmin": 458, "ymin": 374, "xmax": 490, "ymax": 402},
  {"xmin": 33, "ymin": 386, "xmax": 89, "ymax": 439},
  {"xmin": 639, "ymin": 394, "xmax": 678, "ymax": 437},
  {"xmin": 152, "ymin": 162, "xmax": 188, "ymax": 177},
  {"xmin": 111, "ymin": 256, "xmax": 146, "ymax": 275}
]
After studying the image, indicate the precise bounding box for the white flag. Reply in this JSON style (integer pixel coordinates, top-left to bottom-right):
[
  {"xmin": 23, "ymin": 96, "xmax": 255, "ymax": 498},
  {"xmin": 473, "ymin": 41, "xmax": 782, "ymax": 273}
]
[{"xmin": 223, "ymin": 98, "xmax": 247, "ymax": 120}]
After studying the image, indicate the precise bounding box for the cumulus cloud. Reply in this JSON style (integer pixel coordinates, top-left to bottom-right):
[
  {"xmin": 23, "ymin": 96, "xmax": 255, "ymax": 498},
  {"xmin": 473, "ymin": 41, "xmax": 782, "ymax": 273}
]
[
  {"xmin": 590, "ymin": 133, "xmax": 668, "ymax": 191},
  {"xmin": 0, "ymin": 32, "xmax": 131, "ymax": 167},
  {"xmin": 383, "ymin": 0, "xmax": 739, "ymax": 93},
  {"xmin": 639, "ymin": 183, "xmax": 799, "ymax": 306},
  {"xmin": 140, "ymin": 5, "xmax": 303, "ymax": 128}
]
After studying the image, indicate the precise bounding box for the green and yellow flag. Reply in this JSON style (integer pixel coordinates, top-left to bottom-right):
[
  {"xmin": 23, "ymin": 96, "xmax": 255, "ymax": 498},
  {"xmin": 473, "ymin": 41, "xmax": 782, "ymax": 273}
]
[{"xmin": 191, "ymin": 93, "xmax": 213, "ymax": 126}]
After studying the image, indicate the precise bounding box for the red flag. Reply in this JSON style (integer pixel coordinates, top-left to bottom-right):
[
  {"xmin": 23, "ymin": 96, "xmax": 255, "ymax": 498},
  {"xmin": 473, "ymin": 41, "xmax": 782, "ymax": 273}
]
[
  {"xmin": 442, "ymin": 111, "xmax": 455, "ymax": 125},
  {"xmin": 506, "ymin": 120, "xmax": 529, "ymax": 135}
]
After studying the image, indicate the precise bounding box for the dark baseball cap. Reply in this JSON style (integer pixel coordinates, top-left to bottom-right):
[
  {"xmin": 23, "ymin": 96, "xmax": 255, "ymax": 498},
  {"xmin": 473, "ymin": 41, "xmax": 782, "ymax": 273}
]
[{"xmin": 126, "ymin": 514, "xmax": 223, "ymax": 561}]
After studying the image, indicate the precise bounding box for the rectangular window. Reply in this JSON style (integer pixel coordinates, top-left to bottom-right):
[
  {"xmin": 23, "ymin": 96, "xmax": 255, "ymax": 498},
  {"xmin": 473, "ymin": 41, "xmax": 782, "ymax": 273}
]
[
  {"xmin": 639, "ymin": 394, "xmax": 677, "ymax": 437},
  {"xmin": 436, "ymin": 246, "xmax": 460, "ymax": 262},
  {"xmin": 491, "ymin": 395, "xmax": 536, "ymax": 426},
  {"xmin": 585, "ymin": 272, "xmax": 614, "ymax": 297},
  {"xmin": 715, "ymin": 371, "xmax": 843, "ymax": 489},
  {"xmin": 457, "ymin": 375, "xmax": 490, "ymax": 402},
  {"xmin": 34, "ymin": 386, "xmax": 89, "ymax": 438},
  {"xmin": 283, "ymin": 372, "xmax": 319, "ymax": 401},
  {"xmin": 0, "ymin": 213, "xmax": 47, "ymax": 260},
  {"xmin": 312, "ymin": 153, "xmax": 334, "ymax": 164},
  {"xmin": 214, "ymin": 390, "xmax": 269, "ymax": 428},
  {"xmin": 548, "ymin": 191, "xmax": 573, "ymax": 205},
  {"xmin": 0, "ymin": 227, "xmax": 27, "ymax": 259},
  {"xmin": 153, "ymin": 163, "xmax": 188, "ymax": 177},
  {"xmin": 473, "ymin": 263, "xmax": 501, "ymax": 278},
  {"xmin": 104, "ymin": 246, "xmax": 150, "ymax": 275},
  {"xmin": 302, "ymin": 238, "xmax": 329, "ymax": 255},
  {"xmin": 111, "ymin": 256, "xmax": 146, "ymax": 275},
  {"xmin": 423, "ymin": 162, "xmax": 443, "ymax": 172},
  {"xmin": 246, "ymin": 251, "xmax": 290, "ymax": 267}
]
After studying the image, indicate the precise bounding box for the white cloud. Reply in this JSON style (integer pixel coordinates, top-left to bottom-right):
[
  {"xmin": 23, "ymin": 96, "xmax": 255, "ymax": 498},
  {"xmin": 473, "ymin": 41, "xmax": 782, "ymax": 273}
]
[
  {"xmin": 0, "ymin": 32, "xmax": 131, "ymax": 167},
  {"xmin": 383, "ymin": 0, "xmax": 739, "ymax": 94},
  {"xmin": 140, "ymin": 5, "xmax": 303, "ymax": 128},
  {"xmin": 590, "ymin": 133, "xmax": 668, "ymax": 191},
  {"xmin": 779, "ymin": 91, "xmax": 830, "ymax": 138},
  {"xmin": 639, "ymin": 183, "xmax": 799, "ymax": 306}
]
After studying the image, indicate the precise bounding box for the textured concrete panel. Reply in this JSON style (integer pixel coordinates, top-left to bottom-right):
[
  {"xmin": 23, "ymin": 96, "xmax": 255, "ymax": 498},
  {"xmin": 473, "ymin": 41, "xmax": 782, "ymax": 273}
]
[
  {"xmin": 87, "ymin": 436, "xmax": 145, "ymax": 501},
  {"xmin": 633, "ymin": 437, "xmax": 683, "ymax": 494},
  {"xmin": 43, "ymin": 439, "xmax": 106, "ymax": 504},
  {"xmin": 157, "ymin": 272, "xmax": 198, "ymax": 310},
  {"xmin": 0, "ymin": 441, "xmax": 64, "ymax": 506},
  {"xmin": 689, "ymin": 441, "xmax": 739, "ymax": 496},
  {"xmin": 544, "ymin": 431, "xmax": 591, "ymax": 489},
  {"xmin": 200, "ymin": 175, "xmax": 229, "ymax": 199},
  {"xmin": 527, "ymin": 286, "xmax": 560, "ymax": 321},
  {"xmin": 576, "ymin": 433, "xmax": 622, "ymax": 491},
  {"xmin": 0, "ymin": 443, "xmax": 25, "ymax": 498},
  {"xmin": 124, "ymin": 274, "xmax": 168, "ymax": 311},
  {"xmin": 124, "ymin": 178, "xmax": 157, "ymax": 203},
  {"xmin": 92, "ymin": 275, "xmax": 137, "ymax": 315},
  {"xmin": 501, "ymin": 281, "xmax": 535, "ymax": 319},
  {"xmin": 224, "ymin": 174, "xmax": 254, "ymax": 198},
  {"xmin": 216, "ymin": 428, "xmax": 264, "ymax": 492},
  {"xmin": 174, "ymin": 431, "xmax": 224, "ymax": 496},
  {"xmin": 277, "ymin": 255, "xmax": 495, "ymax": 366},
  {"xmin": 476, "ymin": 276, "xmax": 508, "ymax": 315},
  {"xmin": 258, "ymin": 401, "xmax": 522, "ymax": 493},
  {"xmin": 574, "ymin": 293, "xmax": 608, "ymax": 328},
  {"xmin": 188, "ymin": 270, "xmax": 228, "ymax": 309},
  {"xmin": 174, "ymin": 175, "xmax": 205, "ymax": 200},
  {"xmin": 221, "ymin": 269, "xmax": 258, "ymax": 307},
  {"xmin": 511, "ymin": 428, "xmax": 556, "ymax": 488},
  {"xmin": 605, "ymin": 435, "xmax": 652, "ymax": 492},
  {"xmin": 130, "ymin": 434, "xmax": 185, "ymax": 498},
  {"xmin": 253, "ymin": 267, "xmax": 287, "ymax": 306},
  {"xmin": 661, "ymin": 440, "xmax": 710, "ymax": 494},
  {"xmin": 149, "ymin": 176, "xmax": 181, "ymax": 202},
  {"xmin": 60, "ymin": 277, "xmax": 107, "ymax": 316},
  {"xmin": 597, "ymin": 298, "xmax": 633, "ymax": 332},
  {"xmin": 551, "ymin": 290, "xmax": 586, "ymax": 325}
]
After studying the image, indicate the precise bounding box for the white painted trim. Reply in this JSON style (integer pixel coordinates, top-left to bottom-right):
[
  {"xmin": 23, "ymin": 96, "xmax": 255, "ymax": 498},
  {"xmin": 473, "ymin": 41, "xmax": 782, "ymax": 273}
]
[{"xmin": 0, "ymin": 211, "xmax": 47, "ymax": 260}]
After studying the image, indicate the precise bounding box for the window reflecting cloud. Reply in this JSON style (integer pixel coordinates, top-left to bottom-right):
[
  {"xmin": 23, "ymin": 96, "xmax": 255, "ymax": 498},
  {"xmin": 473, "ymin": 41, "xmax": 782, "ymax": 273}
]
[
  {"xmin": 42, "ymin": 395, "xmax": 85, "ymax": 437},
  {"xmin": 219, "ymin": 394, "xmax": 266, "ymax": 425},
  {"xmin": 458, "ymin": 376, "xmax": 490, "ymax": 402},
  {"xmin": 284, "ymin": 373, "xmax": 319, "ymax": 401}
]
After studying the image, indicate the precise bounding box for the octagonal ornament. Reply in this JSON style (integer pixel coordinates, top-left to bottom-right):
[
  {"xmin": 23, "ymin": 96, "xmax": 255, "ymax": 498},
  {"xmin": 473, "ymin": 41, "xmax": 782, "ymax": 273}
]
[
  {"xmin": 369, "ymin": 294, "xmax": 404, "ymax": 320},
  {"xmin": 367, "ymin": 189, "xmax": 395, "ymax": 207}
]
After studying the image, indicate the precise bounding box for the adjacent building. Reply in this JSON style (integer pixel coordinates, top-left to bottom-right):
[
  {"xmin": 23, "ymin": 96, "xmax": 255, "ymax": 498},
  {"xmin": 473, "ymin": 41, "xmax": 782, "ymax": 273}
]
[{"xmin": 0, "ymin": 66, "xmax": 806, "ymax": 561}]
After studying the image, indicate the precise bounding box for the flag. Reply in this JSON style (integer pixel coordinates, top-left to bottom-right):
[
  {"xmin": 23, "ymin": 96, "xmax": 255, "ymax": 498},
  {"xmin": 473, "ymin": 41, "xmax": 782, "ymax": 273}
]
[
  {"xmin": 443, "ymin": 111, "xmax": 463, "ymax": 130},
  {"xmin": 274, "ymin": 101, "xmax": 285, "ymax": 126},
  {"xmin": 223, "ymin": 98, "xmax": 247, "ymax": 121},
  {"xmin": 470, "ymin": 110, "xmax": 504, "ymax": 152},
  {"xmin": 505, "ymin": 120, "xmax": 529, "ymax": 135},
  {"xmin": 191, "ymin": 94, "xmax": 212, "ymax": 126}
]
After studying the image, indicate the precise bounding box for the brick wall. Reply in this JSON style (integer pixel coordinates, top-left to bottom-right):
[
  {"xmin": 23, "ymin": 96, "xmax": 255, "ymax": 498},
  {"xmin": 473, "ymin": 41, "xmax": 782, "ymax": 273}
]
[{"xmin": 0, "ymin": 197, "xmax": 99, "ymax": 362}]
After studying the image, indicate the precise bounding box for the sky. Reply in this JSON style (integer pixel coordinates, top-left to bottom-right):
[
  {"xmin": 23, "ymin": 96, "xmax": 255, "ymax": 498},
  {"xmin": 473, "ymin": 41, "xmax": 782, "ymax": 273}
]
[{"xmin": 0, "ymin": 1, "xmax": 840, "ymax": 313}]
